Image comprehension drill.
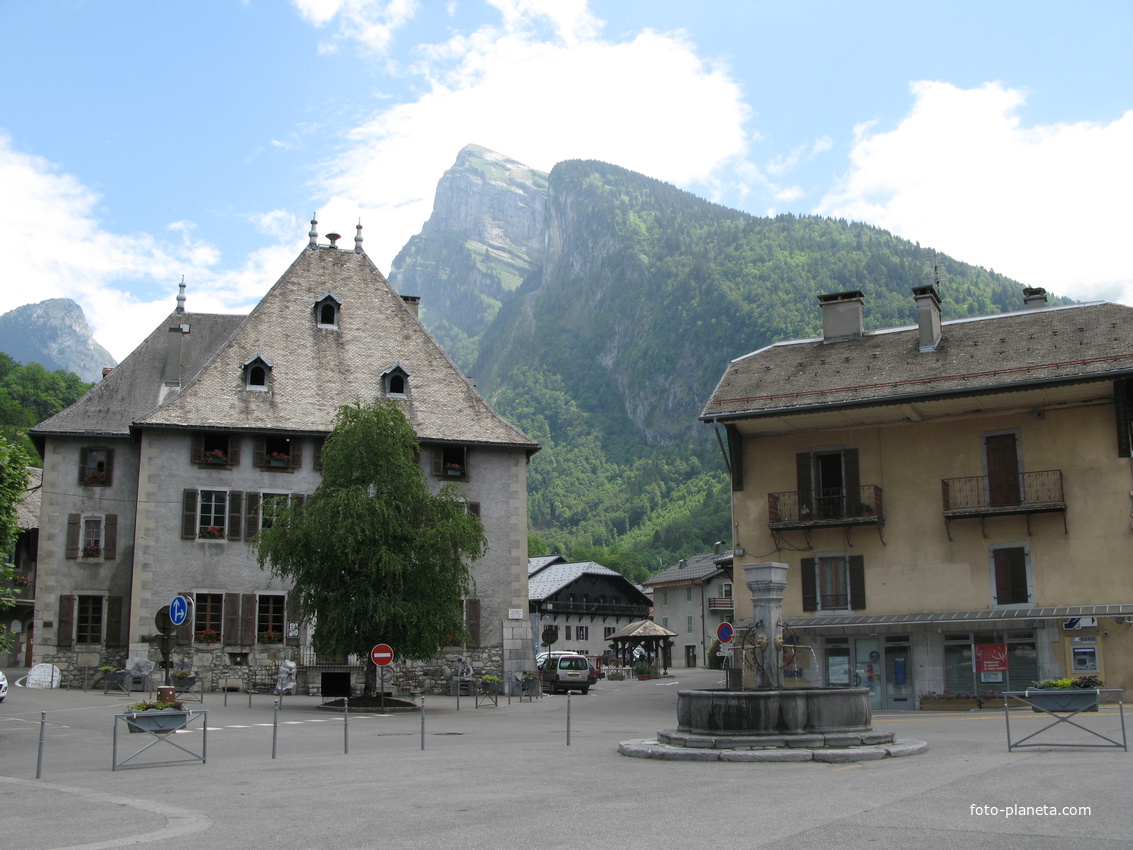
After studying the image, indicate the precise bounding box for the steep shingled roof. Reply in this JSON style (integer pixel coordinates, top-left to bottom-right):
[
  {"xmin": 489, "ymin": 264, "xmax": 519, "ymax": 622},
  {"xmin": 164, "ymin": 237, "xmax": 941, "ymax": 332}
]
[
  {"xmin": 527, "ymin": 560, "xmax": 649, "ymax": 604},
  {"xmin": 701, "ymin": 301, "xmax": 1133, "ymax": 422},
  {"xmin": 643, "ymin": 550, "xmax": 732, "ymax": 587},
  {"xmin": 33, "ymin": 243, "xmax": 538, "ymax": 451}
]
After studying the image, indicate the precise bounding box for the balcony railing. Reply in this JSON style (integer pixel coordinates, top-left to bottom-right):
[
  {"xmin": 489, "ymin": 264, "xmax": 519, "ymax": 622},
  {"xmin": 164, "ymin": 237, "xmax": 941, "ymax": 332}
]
[
  {"xmin": 707, "ymin": 597, "xmax": 734, "ymax": 612},
  {"xmin": 941, "ymin": 470, "xmax": 1065, "ymax": 518},
  {"xmin": 540, "ymin": 601, "xmax": 652, "ymax": 619},
  {"xmin": 767, "ymin": 485, "xmax": 884, "ymax": 529}
]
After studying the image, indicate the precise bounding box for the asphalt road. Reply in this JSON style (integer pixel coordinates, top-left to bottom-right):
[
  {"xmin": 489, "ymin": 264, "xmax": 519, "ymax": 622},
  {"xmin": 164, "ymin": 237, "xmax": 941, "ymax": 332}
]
[{"xmin": 1, "ymin": 668, "xmax": 1129, "ymax": 849}]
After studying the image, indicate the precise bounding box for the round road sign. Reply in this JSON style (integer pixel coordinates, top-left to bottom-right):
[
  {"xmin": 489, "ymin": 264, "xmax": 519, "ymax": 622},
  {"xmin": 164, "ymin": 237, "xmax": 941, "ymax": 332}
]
[
  {"xmin": 371, "ymin": 643, "xmax": 394, "ymax": 666},
  {"xmin": 169, "ymin": 595, "xmax": 190, "ymax": 627},
  {"xmin": 717, "ymin": 622, "xmax": 734, "ymax": 643}
]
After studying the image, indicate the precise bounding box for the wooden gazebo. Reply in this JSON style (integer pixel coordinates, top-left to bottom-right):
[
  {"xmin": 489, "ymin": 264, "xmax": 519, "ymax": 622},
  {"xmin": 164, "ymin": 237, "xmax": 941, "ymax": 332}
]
[{"xmin": 606, "ymin": 620, "xmax": 678, "ymax": 674}]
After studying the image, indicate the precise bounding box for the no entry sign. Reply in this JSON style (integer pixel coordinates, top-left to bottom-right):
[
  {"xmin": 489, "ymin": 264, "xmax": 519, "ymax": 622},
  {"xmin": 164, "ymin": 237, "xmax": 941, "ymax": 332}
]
[{"xmin": 370, "ymin": 643, "xmax": 394, "ymax": 666}]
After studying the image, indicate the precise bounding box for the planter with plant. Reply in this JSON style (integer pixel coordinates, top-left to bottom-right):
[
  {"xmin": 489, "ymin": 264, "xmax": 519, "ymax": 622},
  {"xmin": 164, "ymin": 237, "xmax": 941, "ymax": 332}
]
[
  {"xmin": 258, "ymin": 630, "xmax": 282, "ymax": 644},
  {"xmin": 123, "ymin": 699, "xmax": 189, "ymax": 734},
  {"xmin": 201, "ymin": 449, "xmax": 228, "ymax": 465},
  {"xmin": 198, "ymin": 526, "xmax": 225, "ymax": 540},
  {"xmin": 266, "ymin": 452, "xmax": 290, "ymax": 467},
  {"xmin": 633, "ymin": 661, "xmax": 658, "ymax": 680},
  {"xmin": 480, "ymin": 675, "xmax": 501, "ymax": 695},
  {"xmin": 195, "ymin": 628, "xmax": 220, "ymax": 643},
  {"xmin": 1027, "ymin": 676, "xmax": 1103, "ymax": 713}
]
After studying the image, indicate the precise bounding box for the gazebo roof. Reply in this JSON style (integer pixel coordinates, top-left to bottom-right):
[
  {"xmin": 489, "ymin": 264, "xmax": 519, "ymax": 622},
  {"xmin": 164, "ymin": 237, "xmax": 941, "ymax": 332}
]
[{"xmin": 606, "ymin": 620, "xmax": 677, "ymax": 641}]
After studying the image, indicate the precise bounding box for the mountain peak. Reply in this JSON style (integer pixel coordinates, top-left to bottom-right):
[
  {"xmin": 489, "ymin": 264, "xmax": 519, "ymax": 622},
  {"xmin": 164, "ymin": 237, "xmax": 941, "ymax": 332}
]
[{"xmin": 0, "ymin": 298, "xmax": 117, "ymax": 382}]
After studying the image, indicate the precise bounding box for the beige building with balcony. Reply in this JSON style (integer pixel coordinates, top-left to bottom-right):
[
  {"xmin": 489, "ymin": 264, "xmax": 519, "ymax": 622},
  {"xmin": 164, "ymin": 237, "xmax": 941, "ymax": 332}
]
[{"xmin": 702, "ymin": 286, "xmax": 1133, "ymax": 709}]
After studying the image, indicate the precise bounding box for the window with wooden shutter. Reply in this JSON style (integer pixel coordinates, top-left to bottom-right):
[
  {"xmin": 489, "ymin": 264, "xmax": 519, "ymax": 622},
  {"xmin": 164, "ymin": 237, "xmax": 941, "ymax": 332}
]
[
  {"xmin": 66, "ymin": 514, "xmax": 80, "ymax": 558},
  {"xmin": 76, "ymin": 595, "xmax": 104, "ymax": 644},
  {"xmin": 58, "ymin": 595, "xmax": 75, "ymax": 647},
  {"xmin": 79, "ymin": 447, "xmax": 113, "ymax": 486},
  {"xmin": 992, "ymin": 546, "xmax": 1031, "ymax": 605},
  {"xmin": 465, "ymin": 598, "xmax": 481, "ymax": 648},
  {"xmin": 433, "ymin": 445, "xmax": 469, "ymax": 480}
]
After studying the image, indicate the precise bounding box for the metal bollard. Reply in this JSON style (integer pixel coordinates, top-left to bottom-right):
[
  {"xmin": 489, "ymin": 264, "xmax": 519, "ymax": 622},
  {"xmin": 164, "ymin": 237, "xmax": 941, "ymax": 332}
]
[
  {"xmin": 420, "ymin": 695, "xmax": 425, "ymax": 751},
  {"xmin": 566, "ymin": 692, "xmax": 571, "ymax": 746},
  {"xmin": 272, "ymin": 698, "xmax": 279, "ymax": 759},
  {"xmin": 343, "ymin": 697, "xmax": 349, "ymax": 755},
  {"xmin": 36, "ymin": 711, "xmax": 46, "ymax": 778}
]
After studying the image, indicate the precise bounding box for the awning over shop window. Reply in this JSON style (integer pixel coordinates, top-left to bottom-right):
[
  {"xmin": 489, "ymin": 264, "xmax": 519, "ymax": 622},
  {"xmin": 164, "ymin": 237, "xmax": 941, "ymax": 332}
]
[{"xmin": 784, "ymin": 604, "xmax": 1133, "ymax": 630}]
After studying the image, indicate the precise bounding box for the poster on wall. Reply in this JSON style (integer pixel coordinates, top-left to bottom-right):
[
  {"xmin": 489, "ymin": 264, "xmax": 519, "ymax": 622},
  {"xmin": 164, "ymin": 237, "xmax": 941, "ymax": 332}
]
[{"xmin": 975, "ymin": 643, "xmax": 1008, "ymax": 683}]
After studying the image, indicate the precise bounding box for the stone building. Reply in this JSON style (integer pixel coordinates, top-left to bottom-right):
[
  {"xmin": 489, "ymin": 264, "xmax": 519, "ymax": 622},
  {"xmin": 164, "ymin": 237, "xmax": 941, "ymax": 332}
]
[{"xmin": 30, "ymin": 222, "xmax": 538, "ymax": 692}]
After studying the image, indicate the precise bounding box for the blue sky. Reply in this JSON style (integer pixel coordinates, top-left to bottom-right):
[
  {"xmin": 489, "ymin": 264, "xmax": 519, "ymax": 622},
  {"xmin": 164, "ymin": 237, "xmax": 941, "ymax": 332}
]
[{"xmin": 1, "ymin": 0, "xmax": 1129, "ymax": 361}]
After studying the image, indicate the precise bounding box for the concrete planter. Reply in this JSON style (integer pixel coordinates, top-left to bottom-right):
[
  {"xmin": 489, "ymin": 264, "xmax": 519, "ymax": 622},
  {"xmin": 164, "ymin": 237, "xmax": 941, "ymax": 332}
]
[
  {"xmin": 1026, "ymin": 689, "xmax": 1099, "ymax": 713},
  {"xmin": 125, "ymin": 709, "xmax": 190, "ymax": 734}
]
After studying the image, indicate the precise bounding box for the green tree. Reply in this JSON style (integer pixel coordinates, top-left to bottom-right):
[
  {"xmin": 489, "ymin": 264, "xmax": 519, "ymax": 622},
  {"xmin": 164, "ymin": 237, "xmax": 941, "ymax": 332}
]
[
  {"xmin": 254, "ymin": 399, "xmax": 486, "ymax": 693},
  {"xmin": 0, "ymin": 437, "xmax": 32, "ymax": 654}
]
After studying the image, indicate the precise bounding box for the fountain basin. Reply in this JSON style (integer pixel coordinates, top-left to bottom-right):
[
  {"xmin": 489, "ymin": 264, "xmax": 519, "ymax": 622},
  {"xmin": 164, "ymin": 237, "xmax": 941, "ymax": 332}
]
[{"xmin": 677, "ymin": 687, "xmax": 872, "ymax": 736}]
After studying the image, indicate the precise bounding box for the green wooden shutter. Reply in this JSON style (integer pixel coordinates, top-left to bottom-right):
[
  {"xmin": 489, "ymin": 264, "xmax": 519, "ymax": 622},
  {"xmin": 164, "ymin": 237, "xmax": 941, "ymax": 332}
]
[
  {"xmin": 800, "ymin": 558, "xmax": 817, "ymax": 612},
  {"xmin": 849, "ymin": 555, "xmax": 866, "ymax": 611}
]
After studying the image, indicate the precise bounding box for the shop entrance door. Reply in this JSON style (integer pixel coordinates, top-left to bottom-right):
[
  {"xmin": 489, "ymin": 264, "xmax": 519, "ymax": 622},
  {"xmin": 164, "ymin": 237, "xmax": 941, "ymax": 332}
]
[{"xmin": 883, "ymin": 641, "xmax": 914, "ymax": 709}]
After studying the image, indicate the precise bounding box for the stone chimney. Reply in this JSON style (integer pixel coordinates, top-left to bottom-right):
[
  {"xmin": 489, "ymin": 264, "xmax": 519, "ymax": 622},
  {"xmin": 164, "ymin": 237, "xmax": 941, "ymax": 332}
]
[
  {"xmin": 163, "ymin": 323, "xmax": 189, "ymax": 387},
  {"xmin": 912, "ymin": 284, "xmax": 942, "ymax": 352},
  {"xmin": 401, "ymin": 295, "xmax": 421, "ymax": 317},
  {"xmin": 817, "ymin": 291, "xmax": 865, "ymax": 343},
  {"xmin": 1023, "ymin": 287, "xmax": 1048, "ymax": 309}
]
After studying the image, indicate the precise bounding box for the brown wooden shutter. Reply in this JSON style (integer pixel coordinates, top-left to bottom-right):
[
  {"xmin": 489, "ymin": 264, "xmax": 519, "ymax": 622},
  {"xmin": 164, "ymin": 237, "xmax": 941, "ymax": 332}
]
[
  {"xmin": 848, "ymin": 555, "xmax": 866, "ymax": 611},
  {"xmin": 726, "ymin": 425, "xmax": 743, "ymax": 491},
  {"xmin": 182, "ymin": 490, "xmax": 198, "ymax": 539},
  {"xmin": 223, "ymin": 592, "xmax": 241, "ymax": 643},
  {"xmin": 106, "ymin": 595, "xmax": 126, "ymax": 646},
  {"xmin": 465, "ymin": 598, "xmax": 481, "ymax": 648},
  {"xmin": 176, "ymin": 591, "xmax": 195, "ymax": 643},
  {"xmin": 800, "ymin": 558, "xmax": 817, "ymax": 612},
  {"xmin": 253, "ymin": 436, "xmax": 266, "ymax": 468},
  {"xmin": 245, "ymin": 492, "xmax": 261, "ymax": 538},
  {"xmin": 227, "ymin": 437, "xmax": 241, "ymax": 466},
  {"xmin": 227, "ymin": 491, "xmax": 243, "ymax": 541},
  {"xmin": 290, "ymin": 441, "xmax": 302, "ymax": 469},
  {"xmin": 993, "ymin": 548, "xmax": 1028, "ymax": 604},
  {"xmin": 78, "ymin": 448, "xmax": 89, "ymax": 484},
  {"xmin": 1116, "ymin": 379, "xmax": 1133, "ymax": 457},
  {"xmin": 432, "ymin": 447, "xmax": 443, "ymax": 477},
  {"xmin": 241, "ymin": 594, "xmax": 257, "ymax": 643},
  {"xmin": 461, "ymin": 446, "xmax": 470, "ymax": 481},
  {"xmin": 190, "ymin": 433, "xmax": 204, "ymax": 463},
  {"xmin": 58, "ymin": 595, "xmax": 75, "ymax": 647},
  {"xmin": 66, "ymin": 514, "xmax": 80, "ymax": 559},
  {"xmin": 796, "ymin": 453, "xmax": 813, "ymax": 517},
  {"xmin": 102, "ymin": 514, "xmax": 118, "ymax": 560},
  {"xmin": 104, "ymin": 449, "xmax": 115, "ymax": 485}
]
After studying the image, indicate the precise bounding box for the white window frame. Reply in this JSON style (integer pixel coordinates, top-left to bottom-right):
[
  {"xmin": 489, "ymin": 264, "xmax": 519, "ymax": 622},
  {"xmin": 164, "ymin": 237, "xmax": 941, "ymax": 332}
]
[
  {"xmin": 198, "ymin": 489, "xmax": 229, "ymax": 539},
  {"xmin": 81, "ymin": 513, "xmax": 104, "ymax": 560}
]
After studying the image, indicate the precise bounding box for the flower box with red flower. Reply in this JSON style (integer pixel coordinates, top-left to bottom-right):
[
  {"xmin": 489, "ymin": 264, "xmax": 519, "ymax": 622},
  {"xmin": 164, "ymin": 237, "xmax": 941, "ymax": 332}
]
[
  {"xmin": 195, "ymin": 628, "xmax": 220, "ymax": 644},
  {"xmin": 82, "ymin": 470, "xmax": 109, "ymax": 486},
  {"xmin": 266, "ymin": 452, "xmax": 291, "ymax": 467},
  {"xmin": 198, "ymin": 526, "xmax": 225, "ymax": 540},
  {"xmin": 81, "ymin": 544, "xmax": 102, "ymax": 559},
  {"xmin": 259, "ymin": 630, "xmax": 282, "ymax": 644},
  {"xmin": 201, "ymin": 449, "xmax": 228, "ymax": 465}
]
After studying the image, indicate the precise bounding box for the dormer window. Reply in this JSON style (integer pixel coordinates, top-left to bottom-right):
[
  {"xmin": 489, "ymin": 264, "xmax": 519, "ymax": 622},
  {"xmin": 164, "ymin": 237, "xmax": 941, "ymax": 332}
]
[
  {"xmin": 244, "ymin": 355, "xmax": 272, "ymax": 391},
  {"xmin": 314, "ymin": 293, "xmax": 341, "ymax": 329},
  {"xmin": 382, "ymin": 363, "xmax": 410, "ymax": 397}
]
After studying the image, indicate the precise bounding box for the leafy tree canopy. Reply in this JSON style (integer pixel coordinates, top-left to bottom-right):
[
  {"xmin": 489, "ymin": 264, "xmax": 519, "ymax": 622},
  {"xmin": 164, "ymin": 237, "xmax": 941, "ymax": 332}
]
[
  {"xmin": 0, "ymin": 436, "xmax": 32, "ymax": 653},
  {"xmin": 254, "ymin": 399, "xmax": 486, "ymax": 678}
]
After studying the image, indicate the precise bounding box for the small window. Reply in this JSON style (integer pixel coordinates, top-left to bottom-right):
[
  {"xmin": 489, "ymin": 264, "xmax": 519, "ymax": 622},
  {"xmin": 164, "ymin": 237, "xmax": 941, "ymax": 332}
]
[
  {"xmin": 258, "ymin": 595, "xmax": 285, "ymax": 642},
  {"xmin": 565, "ymin": 625, "xmax": 572, "ymax": 641},
  {"xmin": 801, "ymin": 554, "xmax": 865, "ymax": 612},
  {"xmin": 76, "ymin": 595, "xmax": 104, "ymax": 644},
  {"xmin": 687, "ymin": 615, "xmax": 694, "ymax": 634},
  {"xmin": 314, "ymin": 294, "xmax": 341, "ymax": 328},
  {"xmin": 193, "ymin": 433, "xmax": 239, "ymax": 467},
  {"xmin": 662, "ymin": 590, "xmax": 669, "ymax": 607},
  {"xmin": 79, "ymin": 447, "xmax": 113, "ymax": 486},
  {"xmin": 382, "ymin": 364, "xmax": 410, "ymax": 397},
  {"xmin": 82, "ymin": 518, "xmax": 102, "ymax": 559},
  {"xmin": 990, "ymin": 545, "xmax": 1032, "ymax": 606},
  {"xmin": 66, "ymin": 513, "xmax": 118, "ymax": 560},
  {"xmin": 243, "ymin": 355, "xmax": 272, "ymax": 392},
  {"xmin": 433, "ymin": 445, "xmax": 469, "ymax": 480},
  {"xmin": 255, "ymin": 436, "xmax": 299, "ymax": 470},
  {"xmin": 604, "ymin": 626, "xmax": 616, "ymax": 638},
  {"xmin": 259, "ymin": 493, "xmax": 290, "ymax": 530},
  {"xmin": 686, "ymin": 587, "xmax": 693, "ymax": 602},
  {"xmin": 577, "ymin": 625, "xmax": 588, "ymax": 641},
  {"xmin": 194, "ymin": 593, "xmax": 224, "ymax": 642}
]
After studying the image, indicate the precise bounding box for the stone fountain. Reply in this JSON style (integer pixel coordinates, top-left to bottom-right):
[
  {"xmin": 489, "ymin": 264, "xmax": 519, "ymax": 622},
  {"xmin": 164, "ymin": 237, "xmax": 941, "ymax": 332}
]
[{"xmin": 619, "ymin": 562, "xmax": 926, "ymax": 762}]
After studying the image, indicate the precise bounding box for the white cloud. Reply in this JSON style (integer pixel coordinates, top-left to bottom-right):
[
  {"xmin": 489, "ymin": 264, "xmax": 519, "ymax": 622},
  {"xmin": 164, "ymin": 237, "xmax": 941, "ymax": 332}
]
[
  {"xmin": 817, "ymin": 81, "xmax": 1133, "ymax": 301},
  {"xmin": 0, "ymin": 133, "xmax": 303, "ymax": 362},
  {"xmin": 291, "ymin": 0, "xmax": 418, "ymax": 54},
  {"xmin": 308, "ymin": 0, "xmax": 752, "ymax": 269}
]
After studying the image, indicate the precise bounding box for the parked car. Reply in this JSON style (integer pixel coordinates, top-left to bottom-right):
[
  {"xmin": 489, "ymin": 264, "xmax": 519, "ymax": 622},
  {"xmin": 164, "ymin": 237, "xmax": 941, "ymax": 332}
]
[
  {"xmin": 537, "ymin": 651, "xmax": 598, "ymax": 684},
  {"xmin": 0, "ymin": 669, "xmax": 7, "ymax": 702},
  {"xmin": 537, "ymin": 652, "xmax": 593, "ymax": 694}
]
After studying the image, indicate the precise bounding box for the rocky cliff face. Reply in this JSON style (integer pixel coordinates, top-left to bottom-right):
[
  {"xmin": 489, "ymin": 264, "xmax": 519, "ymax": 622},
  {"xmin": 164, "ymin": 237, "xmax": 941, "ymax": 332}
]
[
  {"xmin": 0, "ymin": 298, "xmax": 116, "ymax": 381},
  {"xmin": 388, "ymin": 144, "xmax": 548, "ymax": 369}
]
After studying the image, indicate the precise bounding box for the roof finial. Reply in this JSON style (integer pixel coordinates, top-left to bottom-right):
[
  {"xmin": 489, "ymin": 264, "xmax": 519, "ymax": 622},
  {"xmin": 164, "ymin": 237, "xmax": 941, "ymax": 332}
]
[
  {"xmin": 354, "ymin": 219, "xmax": 364, "ymax": 254},
  {"xmin": 175, "ymin": 276, "xmax": 187, "ymax": 314},
  {"xmin": 309, "ymin": 214, "xmax": 318, "ymax": 249}
]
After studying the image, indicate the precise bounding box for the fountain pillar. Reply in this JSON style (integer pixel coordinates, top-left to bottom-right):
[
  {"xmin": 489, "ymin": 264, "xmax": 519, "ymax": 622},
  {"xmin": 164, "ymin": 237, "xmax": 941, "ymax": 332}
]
[{"xmin": 743, "ymin": 561, "xmax": 789, "ymax": 689}]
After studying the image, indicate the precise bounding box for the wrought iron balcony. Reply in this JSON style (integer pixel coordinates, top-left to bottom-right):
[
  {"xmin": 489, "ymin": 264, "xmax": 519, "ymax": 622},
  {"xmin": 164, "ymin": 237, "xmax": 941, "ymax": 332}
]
[
  {"xmin": 767, "ymin": 485, "xmax": 884, "ymax": 530},
  {"xmin": 707, "ymin": 597, "xmax": 734, "ymax": 612},
  {"xmin": 941, "ymin": 470, "xmax": 1065, "ymax": 518},
  {"xmin": 540, "ymin": 600, "xmax": 652, "ymax": 619}
]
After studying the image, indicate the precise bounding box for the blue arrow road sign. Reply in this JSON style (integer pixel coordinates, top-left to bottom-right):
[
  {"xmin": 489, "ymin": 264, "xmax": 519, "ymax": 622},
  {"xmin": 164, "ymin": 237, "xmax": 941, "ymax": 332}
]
[{"xmin": 169, "ymin": 595, "xmax": 189, "ymax": 627}]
